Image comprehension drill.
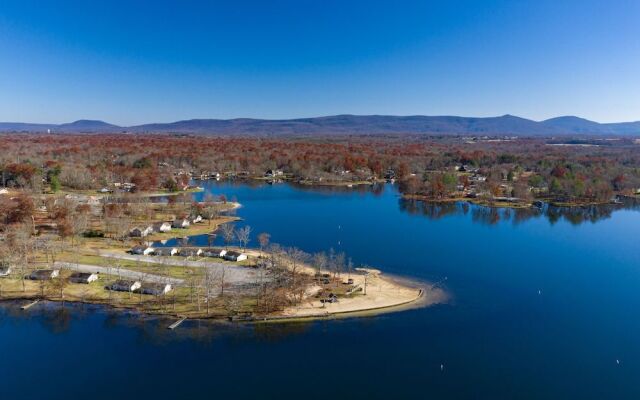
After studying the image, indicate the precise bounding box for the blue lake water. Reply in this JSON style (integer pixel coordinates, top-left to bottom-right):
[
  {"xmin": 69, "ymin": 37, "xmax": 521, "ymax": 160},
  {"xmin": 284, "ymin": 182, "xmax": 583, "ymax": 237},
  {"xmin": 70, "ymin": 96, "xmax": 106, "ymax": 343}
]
[{"xmin": 2, "ymin": 181, "xmax": 640, "ymax": 399}]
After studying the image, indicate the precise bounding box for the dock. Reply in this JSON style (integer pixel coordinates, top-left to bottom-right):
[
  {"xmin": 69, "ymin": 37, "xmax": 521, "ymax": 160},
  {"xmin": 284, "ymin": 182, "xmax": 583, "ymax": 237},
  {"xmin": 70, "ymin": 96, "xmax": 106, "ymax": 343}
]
[
  {"xmin": 168, "ymin": 317, "xmax": 186, "ymax": 330},
  {"xmin": 21, "ymin": 300, "xmax": 39, "ymax": 310}
]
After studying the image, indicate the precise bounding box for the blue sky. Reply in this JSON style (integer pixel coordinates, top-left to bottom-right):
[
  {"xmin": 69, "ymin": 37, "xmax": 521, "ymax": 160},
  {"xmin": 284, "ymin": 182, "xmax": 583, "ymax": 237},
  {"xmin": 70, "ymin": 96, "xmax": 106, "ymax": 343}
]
[{"xmin": 0, "ymin": 0, "xmax": 638, "ymax": 125}]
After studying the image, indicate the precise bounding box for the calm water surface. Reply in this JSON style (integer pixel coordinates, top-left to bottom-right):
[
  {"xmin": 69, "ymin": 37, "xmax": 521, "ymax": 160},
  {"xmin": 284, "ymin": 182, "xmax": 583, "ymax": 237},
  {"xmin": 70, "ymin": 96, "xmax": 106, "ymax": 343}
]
[{"xmin": 2, "ymin": 182, "xmax": 640, "ymax": 399}]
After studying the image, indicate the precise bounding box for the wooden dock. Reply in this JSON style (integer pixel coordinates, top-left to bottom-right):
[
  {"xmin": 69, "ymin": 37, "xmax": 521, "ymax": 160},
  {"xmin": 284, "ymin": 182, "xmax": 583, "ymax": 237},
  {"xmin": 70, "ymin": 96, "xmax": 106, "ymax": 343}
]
[
  {"xmin": 168, "ymin": 317, "xmax": 186, "ymax": 330},
  {"xmin": 21, "ymin": 300, "xmax": 39, "ymax": 310}
]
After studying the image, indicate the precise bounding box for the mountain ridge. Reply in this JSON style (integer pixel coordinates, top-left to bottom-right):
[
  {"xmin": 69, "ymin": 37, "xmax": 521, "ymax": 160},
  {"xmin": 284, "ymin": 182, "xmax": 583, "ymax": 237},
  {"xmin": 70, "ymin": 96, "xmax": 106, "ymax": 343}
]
[{"xmin": 1, "ymin": 114, "xmax": 639, "ymax": 136}]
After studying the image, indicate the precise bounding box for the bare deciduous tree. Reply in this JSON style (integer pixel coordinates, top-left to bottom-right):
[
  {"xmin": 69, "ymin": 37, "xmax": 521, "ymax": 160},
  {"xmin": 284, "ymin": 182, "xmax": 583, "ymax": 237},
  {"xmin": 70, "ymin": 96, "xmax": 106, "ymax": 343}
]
[
  {"xmin": 287, "ymin": 247, "xmax": 308, "ymax": 289},
  {"xmin": 236, "ymin": 225, "xmax": 252, "ymax": 250},
  {"xmin": 220, "ymin": 223, "xmax": 235, "ymax": 249},
  {"xmin": 313, "ymin": 252, "xmax": 327, "ymax": 277},
  {"xmin": 49, "ymin": 274, "xmax": 69, "ymax": 303},
  {"xmin": 224, "ymin": 293, "xmax": 243, "ymax": 317},
  {"xmin": 217, "ymin": 266, "xmax": 227, "ymax": 298},
  {"xmin": 258, "ymin": 232, "xmax": 270, "ymax": 257},
  {"xmin": 203, "ymin": 268, "xmax": 217, "ymax": 315}
]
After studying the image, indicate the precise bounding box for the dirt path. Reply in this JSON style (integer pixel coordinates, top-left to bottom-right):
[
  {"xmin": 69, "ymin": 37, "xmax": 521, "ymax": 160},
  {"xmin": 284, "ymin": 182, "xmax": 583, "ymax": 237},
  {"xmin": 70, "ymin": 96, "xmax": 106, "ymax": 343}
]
[{"xmin": 97, "ymin": 250, "xmax": 263, "ymax": 286}]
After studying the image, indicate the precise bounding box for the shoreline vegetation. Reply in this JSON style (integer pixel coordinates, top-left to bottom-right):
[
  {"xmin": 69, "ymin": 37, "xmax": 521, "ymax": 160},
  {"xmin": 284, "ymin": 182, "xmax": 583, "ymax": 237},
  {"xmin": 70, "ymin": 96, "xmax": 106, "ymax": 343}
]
[
  {"xmin": 0, "ymin": 193, "xmax": 439, "ymax": 324},
  {"xmin": 0, "ymin": 263, "xmax": 437, "ymax": 323},
  {"xmin": 0, "ymin": 247, "xmax": 438, "ymax": 323}
]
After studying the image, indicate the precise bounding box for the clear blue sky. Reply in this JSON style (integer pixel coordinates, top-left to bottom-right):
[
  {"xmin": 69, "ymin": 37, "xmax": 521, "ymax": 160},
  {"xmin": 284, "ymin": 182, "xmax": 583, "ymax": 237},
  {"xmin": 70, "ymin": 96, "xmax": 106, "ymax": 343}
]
[{"xmin": 0, "ymin": 0, "xmax": 638, "ymax": 125}]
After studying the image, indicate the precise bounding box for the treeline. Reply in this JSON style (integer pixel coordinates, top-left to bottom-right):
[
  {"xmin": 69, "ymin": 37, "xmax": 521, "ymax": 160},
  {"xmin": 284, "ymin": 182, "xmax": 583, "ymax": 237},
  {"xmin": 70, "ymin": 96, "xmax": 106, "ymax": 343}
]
[{"xmin": 1, "ymin": 134, "xmax": 640, "ymax": 203}]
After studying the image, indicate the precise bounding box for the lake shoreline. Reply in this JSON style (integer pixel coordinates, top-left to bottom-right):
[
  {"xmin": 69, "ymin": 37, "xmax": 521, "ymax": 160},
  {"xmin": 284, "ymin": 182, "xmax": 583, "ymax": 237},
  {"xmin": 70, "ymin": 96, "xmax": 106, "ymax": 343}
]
[{"xmin": 0, "ymin": 271, "xmax": 441, "ymax": 324}]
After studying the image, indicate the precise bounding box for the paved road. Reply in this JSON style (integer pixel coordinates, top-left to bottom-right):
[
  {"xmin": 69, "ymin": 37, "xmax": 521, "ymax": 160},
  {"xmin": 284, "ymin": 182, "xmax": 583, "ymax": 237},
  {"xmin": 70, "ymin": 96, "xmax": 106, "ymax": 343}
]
[
  {"xmin": 96, "ymin": 251, "xmax": 264, "ymax": 287},
  {"xmin": 54, "ymin": 261, "xmax": 185, "ymax": 285}
]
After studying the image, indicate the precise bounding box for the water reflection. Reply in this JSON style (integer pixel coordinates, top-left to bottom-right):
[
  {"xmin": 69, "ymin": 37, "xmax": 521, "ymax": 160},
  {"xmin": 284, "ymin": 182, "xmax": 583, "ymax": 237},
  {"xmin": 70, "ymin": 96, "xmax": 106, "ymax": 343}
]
[
  {"xmin": 0, "ymin": 301, "xmax": 73, "ymax": 333},
  {"xmin": 0, "ymin": 300, "xmax": 318, "ymax": 344},
  {"xmin": 399, "ymin": 196, "xmax": 640, "ymax": 226}
]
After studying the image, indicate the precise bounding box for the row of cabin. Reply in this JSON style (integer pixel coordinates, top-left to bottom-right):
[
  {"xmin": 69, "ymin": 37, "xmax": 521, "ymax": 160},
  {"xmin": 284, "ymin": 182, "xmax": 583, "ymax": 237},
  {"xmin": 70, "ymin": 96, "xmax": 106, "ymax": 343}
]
[
  {"xmin": 106, "ymin": 280, "xmax": 172, "ymax": 295},
  {"xmin": 11, "ymin": 269, "xmax": 171, "ymax": 296},
  {"xmin": 129, "ymin": 216, "xmax": 203, "ymax": 238},
  {"xmin": 131, "ymin": 246, "xmax": 247, "ymax": 261},
  {"xmin": 130, "ymin": 222, "xmax": 169, "ymax": 238},
  {"xmin": 22, "ymin": 269, "xmax": 99, "ymax": 284}
]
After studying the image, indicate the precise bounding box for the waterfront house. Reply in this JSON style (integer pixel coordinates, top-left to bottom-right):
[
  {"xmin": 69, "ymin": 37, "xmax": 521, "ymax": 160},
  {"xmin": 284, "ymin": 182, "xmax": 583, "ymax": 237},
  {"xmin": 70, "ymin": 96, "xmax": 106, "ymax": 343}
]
[
  {"xmin": 139, "ymin": 283, "xmax": 173, "ymax": 296},
  {"xmin": 223, "ymin": 251, "xmax": 247, "ymax": 262},
  {"xmin": 153, "ymin": 222, "xmax": 172, "ymax": 233},
  {"xmin": 265, "ymin": 169, "xmax": 284, "ymax": 177},
  {"xmin": 172, "ymin": 218, "xmax": 191, "ymax": 229},
  {"xmin": 130, "ymin": 225, "xmax": 154, "ymax": 238},
  {"xmin": 0, "ymin": 265, "xmax": 11, "ymax": 276},
  {"xmin": 29, "ymin": 269, "xmax": 60, "ymax": 280},
  {"xmin": 107, "ymin": 280, "xmax": 141, "ymax": 292},
  {"xmin": 69, "ymin": 272, "xmax": 98, "ymax": 284},
  {"xmin": 154, "ymin": 247, "xmax": 178, "ymax": 257},
  {"xmin": 131, "ymin": 245, "xmax": 154, "ymax": 256},
  {"xmin": 179, "ymin": 248, "xmax": 203, "ymax": 258}
]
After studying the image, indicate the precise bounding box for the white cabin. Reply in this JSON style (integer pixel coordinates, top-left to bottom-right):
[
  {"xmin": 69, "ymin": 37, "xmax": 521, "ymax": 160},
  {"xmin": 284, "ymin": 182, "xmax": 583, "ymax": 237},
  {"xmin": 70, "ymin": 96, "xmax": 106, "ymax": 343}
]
[
  {"xmin": 153, "ymin": 222, "xmax": 172, "ymax": 233},
  {"xmin": 131, "ymin": 245, "xmax": 154, "ymax": 256},
  {"xmin": 172, "ymin": 219, "xmax": 191, "ymax": 229},
  {"xmin": 223, "ymin": 251, "xmax": 247, "ymax": 262},
  {"xmin": 139, "ymin": 283, "xmax": 173, "ymax": 296},
  {"xmin": 108, "ymin": 280, "xmax": 141, "ymax": 292},
  {"xmin": 69, "ymin": 272, "xmax": 99, "ymax": 284}
]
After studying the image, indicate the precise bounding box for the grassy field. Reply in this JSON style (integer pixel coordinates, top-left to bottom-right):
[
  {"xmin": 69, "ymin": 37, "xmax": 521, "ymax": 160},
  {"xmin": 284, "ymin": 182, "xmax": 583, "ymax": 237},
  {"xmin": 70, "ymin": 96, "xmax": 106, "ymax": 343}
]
[
  {"xmin": 57, "ymin": 253, "xmax": 202, "ymax": 279},
  {"xmin": 0, "ymin": 269, "xmax": 253, "ymax": 318},
  {"xmin": 144, "ymin": 216, "xmax": 239, "ymax": 241}
]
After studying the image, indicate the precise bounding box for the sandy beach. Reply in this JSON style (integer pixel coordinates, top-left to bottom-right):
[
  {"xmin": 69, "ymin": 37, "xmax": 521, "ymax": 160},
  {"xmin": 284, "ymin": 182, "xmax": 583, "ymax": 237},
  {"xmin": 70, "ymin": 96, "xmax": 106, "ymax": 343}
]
[
  {"xmin": 241, "ymin": 249, "xmax": 447, "ymax": 319},
  {"xmin": 281, "ymin": 269, "xmax": 447, "ymax": 318}
]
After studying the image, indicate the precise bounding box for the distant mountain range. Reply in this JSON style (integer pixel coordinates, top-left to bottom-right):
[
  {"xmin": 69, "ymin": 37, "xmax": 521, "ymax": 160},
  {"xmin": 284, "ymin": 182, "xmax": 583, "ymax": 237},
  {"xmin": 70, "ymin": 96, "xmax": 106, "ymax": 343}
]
[{"xmin": 1, "ymin": 115, "xmax": 639, "ymax": 136}]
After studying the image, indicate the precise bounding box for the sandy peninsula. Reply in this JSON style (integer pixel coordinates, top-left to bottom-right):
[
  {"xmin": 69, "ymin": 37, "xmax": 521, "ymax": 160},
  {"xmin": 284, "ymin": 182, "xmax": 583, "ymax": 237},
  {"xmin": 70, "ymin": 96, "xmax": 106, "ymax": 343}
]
[
  {"xmin": 242, "ymin": 249, "xmax": 447, "ymax": 320},
  {"xmin": 282, "ymin": 269, "xmax": 447, "ymax": 319}
]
